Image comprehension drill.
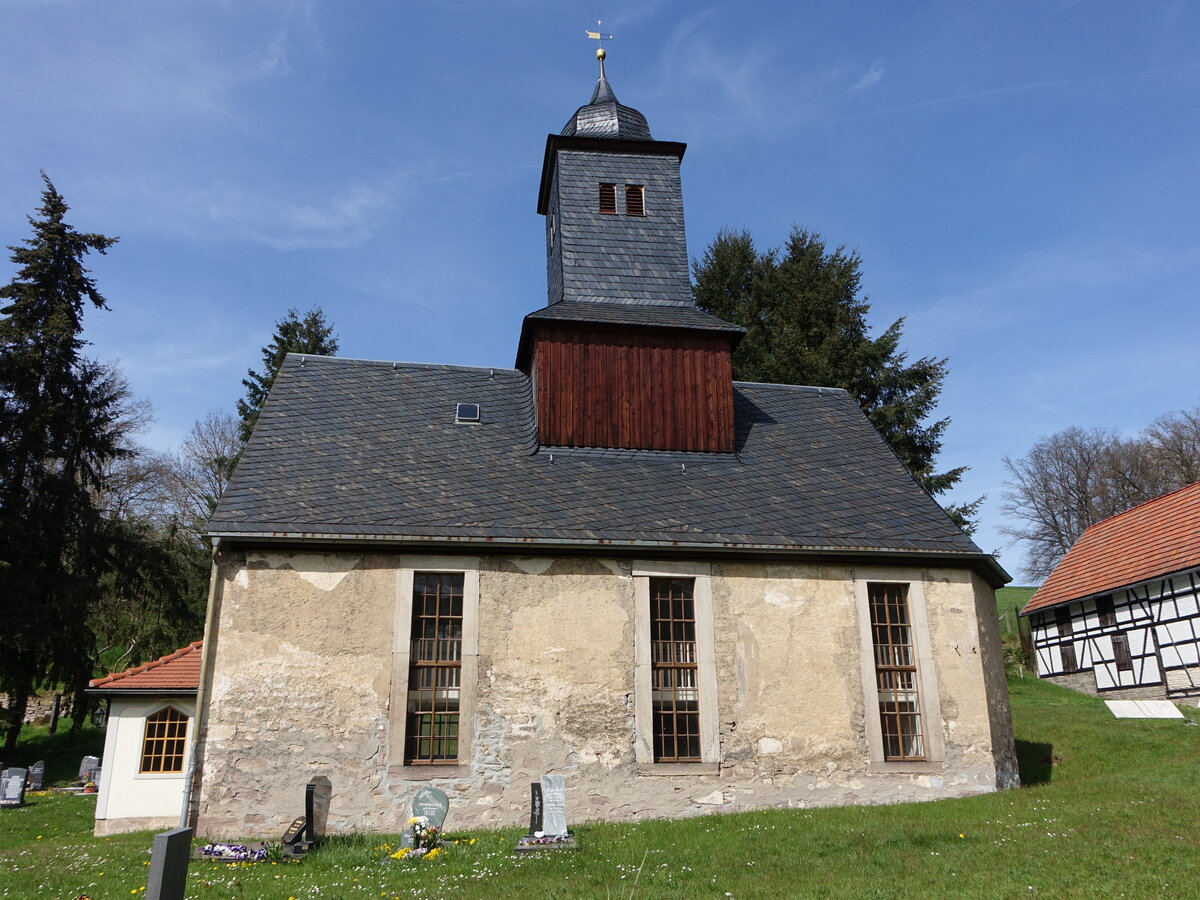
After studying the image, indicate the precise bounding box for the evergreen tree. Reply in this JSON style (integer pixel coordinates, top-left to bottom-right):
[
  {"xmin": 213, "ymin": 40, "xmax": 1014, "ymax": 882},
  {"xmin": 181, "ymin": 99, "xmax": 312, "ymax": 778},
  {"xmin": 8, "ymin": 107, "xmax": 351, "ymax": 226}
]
[
  {"xmin": 236, "ymin": 307, "xmax": 339, "ymax": 443},
  {"xmin": 693, "ymin": 227, "xmax": 980, "ymax": 531},
  {"xmin": 0, "ymin": 174, "xmax": 124, "ymax": 749}
]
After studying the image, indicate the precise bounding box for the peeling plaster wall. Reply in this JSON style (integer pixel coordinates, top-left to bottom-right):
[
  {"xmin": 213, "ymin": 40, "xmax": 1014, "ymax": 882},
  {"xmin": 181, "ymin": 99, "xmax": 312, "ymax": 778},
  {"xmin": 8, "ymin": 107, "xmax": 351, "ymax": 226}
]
[{"xmin": 195, "ymin": 551, "xmax": 1016, "ymax": 838}]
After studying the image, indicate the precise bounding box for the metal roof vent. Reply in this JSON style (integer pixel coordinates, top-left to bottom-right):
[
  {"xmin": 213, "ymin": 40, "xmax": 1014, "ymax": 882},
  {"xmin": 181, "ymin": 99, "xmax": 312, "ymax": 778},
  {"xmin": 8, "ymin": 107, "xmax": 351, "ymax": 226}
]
[{"xmin": 455, "ymin": 403, "xmax": 480, "ymax": 424}]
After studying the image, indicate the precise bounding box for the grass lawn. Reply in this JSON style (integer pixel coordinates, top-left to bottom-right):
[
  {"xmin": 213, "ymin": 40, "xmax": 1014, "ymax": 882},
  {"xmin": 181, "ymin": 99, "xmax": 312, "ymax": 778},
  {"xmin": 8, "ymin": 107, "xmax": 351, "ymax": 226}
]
[
  {"xmin": 2, "ymin": 676, "xmax": 1198, "ymax": 899},
  {"xmin": 996, "ymin": 586, "xmax": 1037, "ymax": 640}
]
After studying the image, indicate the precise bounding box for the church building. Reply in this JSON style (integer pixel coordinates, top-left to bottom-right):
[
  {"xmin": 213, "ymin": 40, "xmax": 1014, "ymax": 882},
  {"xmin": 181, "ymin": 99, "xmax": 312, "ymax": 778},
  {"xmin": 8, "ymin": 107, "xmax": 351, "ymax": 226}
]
[{"xmin": 190, "ymin": 56, "xmax": 1018, "ymax": 836}]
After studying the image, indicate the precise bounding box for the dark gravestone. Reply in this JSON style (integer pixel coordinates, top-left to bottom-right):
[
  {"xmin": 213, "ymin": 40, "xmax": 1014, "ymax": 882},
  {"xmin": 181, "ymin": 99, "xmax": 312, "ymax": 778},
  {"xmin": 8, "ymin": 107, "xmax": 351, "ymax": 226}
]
[
  {"xmin": 1, "ymin": 767, "xmax": 28, "ymax": 807},
  {"xmin": 527, "ymin": 782, "xmax": 543, "ymax": 834},
  {"xmin": 146, "ymin": 827, "xmax": 192, "ymax": 900},
  {"xmin": 26, "ymin": 761, "xmax": 45, "ymax": 791},
  {"xmin": 78, "ymin": 755, "xmax": 100, "ymax": 782},
  {"xmin": 282, "ymin": 776, "xmax": 332, "ymax": 858}
]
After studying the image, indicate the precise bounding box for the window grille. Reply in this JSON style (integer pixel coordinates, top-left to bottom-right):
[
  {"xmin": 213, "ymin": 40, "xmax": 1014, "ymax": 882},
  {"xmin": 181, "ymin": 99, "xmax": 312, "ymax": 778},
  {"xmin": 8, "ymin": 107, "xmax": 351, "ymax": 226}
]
[
  {"xmin": 625, "ymin": 184, "xmax": 645, "ymax": 216},
  {"xmin": 140, "ymin": 707, "xmax": 188, "ymax": 773},
  {"xmin": 599, "ymin": 183, "xmax": 617, "ymax": 215},
  {"xmin": 869, "ymin": 583, "xmax": 925, "ymax": 761},
  {"xmin": 405, "ymin": 573, "xmax": 464, "ymax": 764},
  {"xmin": 650, "ymin": 577, "xmax": 700, "ymax": 762}
]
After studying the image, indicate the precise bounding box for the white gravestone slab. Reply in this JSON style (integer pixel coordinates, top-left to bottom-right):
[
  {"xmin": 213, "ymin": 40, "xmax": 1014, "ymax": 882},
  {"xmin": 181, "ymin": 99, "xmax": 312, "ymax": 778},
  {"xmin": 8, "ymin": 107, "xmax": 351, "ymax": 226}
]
[
  {"xmin": 540, "ymin": 774, "xmax": 568, "ymax": 836},
  {"xmin": 1106, "ymin": 700, "xmax": 1185, "ymax": 719}
]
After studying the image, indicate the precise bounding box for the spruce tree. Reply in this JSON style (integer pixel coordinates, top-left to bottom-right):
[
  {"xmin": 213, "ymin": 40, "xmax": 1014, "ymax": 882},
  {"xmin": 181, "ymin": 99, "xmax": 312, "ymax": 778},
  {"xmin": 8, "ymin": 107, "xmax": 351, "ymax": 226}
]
[
  {"xmin": 693, "ymin": 227, "xmax": 980, "ymax": 532},
  {"xmin": 236, "ymin": 307, "xmax": 339, "ymax": 443},
  {"xmin": 0, "ymin": 174, "xmax": 124, "ymax": 749}
]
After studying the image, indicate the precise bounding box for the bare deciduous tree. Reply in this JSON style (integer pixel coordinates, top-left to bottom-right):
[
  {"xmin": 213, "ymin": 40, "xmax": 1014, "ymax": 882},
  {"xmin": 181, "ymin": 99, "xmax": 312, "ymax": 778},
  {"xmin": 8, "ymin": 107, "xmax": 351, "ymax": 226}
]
[
  {"xmin": 1002, "ymin": 404, "xmax": 1200, "ymax": 579},
  {"xmin": 165, "ymin": 410, "xmax": 241, "ymax": 541}
]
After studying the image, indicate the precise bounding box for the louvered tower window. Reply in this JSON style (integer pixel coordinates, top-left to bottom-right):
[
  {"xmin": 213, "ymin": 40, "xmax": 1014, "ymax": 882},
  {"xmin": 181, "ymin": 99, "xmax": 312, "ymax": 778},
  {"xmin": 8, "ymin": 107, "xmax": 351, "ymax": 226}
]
[
  {"xmin": 625, "ymin": 184, "xmax": 645, "ymax": 216},
  {"xmin": 599, "ymin": 182, "xmax": 617, "ymax": 215}
]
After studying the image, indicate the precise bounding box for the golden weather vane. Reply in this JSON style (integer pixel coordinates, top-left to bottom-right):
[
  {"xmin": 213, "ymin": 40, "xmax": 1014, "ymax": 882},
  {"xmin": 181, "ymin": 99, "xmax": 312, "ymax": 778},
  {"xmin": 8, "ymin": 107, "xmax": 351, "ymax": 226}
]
[{"xmin": 586, "ymin": 19, "xmax": 614, "ymax": 74}]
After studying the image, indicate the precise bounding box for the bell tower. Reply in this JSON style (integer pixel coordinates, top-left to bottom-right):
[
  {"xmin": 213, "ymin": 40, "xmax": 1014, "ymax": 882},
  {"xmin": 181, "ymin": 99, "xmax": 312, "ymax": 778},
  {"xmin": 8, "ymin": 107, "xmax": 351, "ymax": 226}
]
[{"xmin": 517, "ymin": 49, "xmax": 743, "ymax": 453}]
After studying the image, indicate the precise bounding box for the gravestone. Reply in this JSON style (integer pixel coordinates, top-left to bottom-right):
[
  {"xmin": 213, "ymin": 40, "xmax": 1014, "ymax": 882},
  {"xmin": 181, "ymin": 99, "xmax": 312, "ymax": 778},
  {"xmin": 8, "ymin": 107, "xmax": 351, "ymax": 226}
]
[
  {"xmin": 27, "ymin": 760, "xmax": 45, "ymax": 791},
  {"xmin": 78, "ymin": 755, "xmax": 100, "ymax": 782},
  {"xmin": 146, "ymin": 827, "xmax": 192, "ymax": 900},
  {"xmin": 527, "ymin": 781, "xmax": 543, "ymax": 834},
  {"xmin": 541, "ymin": 774, "xmax": 568, "ymax": 836},
  {"xmin": 412, "ymin": 785, "xmax": 449, "ymax": 830},
  {"xmin": 282, "ymin": 776, "xmax": 332, "ymax": 858},
  {"xmin": 1, "ymin": 767, "xmax": 28, "ymax": 807},
  {"xmin": 403, "ymin": 785, "xmax": 449, "ymax": 847},
  {"xmin": 514, "ymin": 775, "xmax": 576, "ymax": 852}
]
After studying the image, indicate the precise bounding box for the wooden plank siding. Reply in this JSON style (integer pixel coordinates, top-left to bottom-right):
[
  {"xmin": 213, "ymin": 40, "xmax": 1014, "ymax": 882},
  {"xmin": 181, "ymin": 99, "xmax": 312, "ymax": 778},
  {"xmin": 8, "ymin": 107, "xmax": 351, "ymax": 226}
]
[{"xmin": 533, "ymin": 325, "xmax": 735, "ymax": 452}]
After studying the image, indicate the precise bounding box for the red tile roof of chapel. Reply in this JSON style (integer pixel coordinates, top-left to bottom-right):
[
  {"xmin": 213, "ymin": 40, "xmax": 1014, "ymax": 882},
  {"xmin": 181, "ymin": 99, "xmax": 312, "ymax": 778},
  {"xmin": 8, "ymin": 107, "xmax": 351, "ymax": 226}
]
[
  {"xmin": 88, "ymin": 640, "xmax": 203, "ymax": 693},
  {"xmin": 1022, "ymin": 481, "xmax": 1200, "ymax": 616}
]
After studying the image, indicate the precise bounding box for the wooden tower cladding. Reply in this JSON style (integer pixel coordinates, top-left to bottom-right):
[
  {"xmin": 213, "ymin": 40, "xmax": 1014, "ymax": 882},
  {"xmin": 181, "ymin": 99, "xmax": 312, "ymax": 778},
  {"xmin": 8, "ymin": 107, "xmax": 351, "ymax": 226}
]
[{"xmin": 533, "ymin": 325, "xmax": 735, "ymax": 452}]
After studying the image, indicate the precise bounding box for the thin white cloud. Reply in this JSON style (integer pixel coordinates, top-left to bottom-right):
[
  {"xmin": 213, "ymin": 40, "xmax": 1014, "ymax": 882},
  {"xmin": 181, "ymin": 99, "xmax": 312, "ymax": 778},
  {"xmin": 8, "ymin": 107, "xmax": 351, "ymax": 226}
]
[
  {"xmin": 876, "ymin": 63, "xmax": 1199, "ymax": 115},
  {"xmin": 96, "ymin": 172, "xmax": 417, "ymax": 251},
  {"xmin": 850, "ymin": 59, "xmax": 885, "ymax": 93}
]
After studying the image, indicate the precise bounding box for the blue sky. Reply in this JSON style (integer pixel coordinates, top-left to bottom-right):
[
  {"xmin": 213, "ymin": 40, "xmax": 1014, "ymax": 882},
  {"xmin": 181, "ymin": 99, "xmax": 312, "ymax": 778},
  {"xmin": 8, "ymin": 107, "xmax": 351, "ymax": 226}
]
[{"xmin": 2, "ymin": 1, "xmax": 1197, "ymax": 580}]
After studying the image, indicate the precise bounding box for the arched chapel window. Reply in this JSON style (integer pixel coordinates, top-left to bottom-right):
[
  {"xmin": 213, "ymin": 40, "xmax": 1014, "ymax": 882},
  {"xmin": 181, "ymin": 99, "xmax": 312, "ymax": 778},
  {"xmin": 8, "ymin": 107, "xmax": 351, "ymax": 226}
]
[{"xmin": 140, "ymin": 706, "xmax": 189, "ymax": 773}]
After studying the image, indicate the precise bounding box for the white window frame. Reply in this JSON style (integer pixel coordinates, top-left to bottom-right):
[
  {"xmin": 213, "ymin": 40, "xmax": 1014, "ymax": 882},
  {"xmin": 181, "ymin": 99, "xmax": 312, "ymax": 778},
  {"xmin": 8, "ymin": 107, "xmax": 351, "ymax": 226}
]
[
  {"xmin": 388, "ymin": 556, "xmax": 479, "ymax": 776},
  {"xmin": 853, "ymin": 569, "xmax": 945, "ymax": 771},
  {"xmin": 632, "ymin": 561, "xmax": 719, "ymax": 774}
]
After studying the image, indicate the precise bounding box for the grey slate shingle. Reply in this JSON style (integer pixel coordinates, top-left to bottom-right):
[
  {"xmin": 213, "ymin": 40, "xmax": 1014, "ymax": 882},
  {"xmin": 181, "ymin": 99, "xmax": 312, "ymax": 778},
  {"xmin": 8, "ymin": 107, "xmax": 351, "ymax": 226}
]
[{"xmin": 209, "ymin": 354, "xmax": 993, "ymax": 571}]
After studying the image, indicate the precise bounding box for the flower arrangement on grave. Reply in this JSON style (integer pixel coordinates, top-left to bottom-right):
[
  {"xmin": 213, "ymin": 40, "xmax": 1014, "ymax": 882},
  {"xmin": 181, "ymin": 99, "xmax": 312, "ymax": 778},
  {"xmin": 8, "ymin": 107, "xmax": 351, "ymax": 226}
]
[
  {"xmin": 516, "ymin": 831, "xmax": 574, "ymax": 847},
  {"xmin": 199, "ymin": 842, "xmax": 269, "ymax": 863},
  {"xmin": 388, "ymin": 816, "xmax": 443, "ymax": 860}
]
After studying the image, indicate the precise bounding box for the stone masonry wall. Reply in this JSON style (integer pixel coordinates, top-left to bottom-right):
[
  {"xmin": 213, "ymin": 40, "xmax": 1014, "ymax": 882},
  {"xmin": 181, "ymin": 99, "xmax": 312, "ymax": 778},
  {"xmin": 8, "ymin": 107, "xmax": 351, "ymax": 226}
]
[{"xmin": 194, "ymin": 551, "xmax": 1016, "ymax": 838}]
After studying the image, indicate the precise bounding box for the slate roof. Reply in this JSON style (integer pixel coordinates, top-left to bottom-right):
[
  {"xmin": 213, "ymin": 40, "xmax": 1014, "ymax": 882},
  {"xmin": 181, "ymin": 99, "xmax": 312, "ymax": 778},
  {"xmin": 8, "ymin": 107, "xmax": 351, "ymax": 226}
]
[
  {"xmin": 88, "ymin": 641, "xmax": 203, "ymax": 694},
  {"xmin": 208, "ymin": 355, "xmax": 1003, "ymax": 581},
  {"xmin": 1022, "ymin": 481, "xmax": 1200, "ymax": 615},
  {"xmin": 561, "ymin": 74, "xmax": 652, "ymax": 140}
]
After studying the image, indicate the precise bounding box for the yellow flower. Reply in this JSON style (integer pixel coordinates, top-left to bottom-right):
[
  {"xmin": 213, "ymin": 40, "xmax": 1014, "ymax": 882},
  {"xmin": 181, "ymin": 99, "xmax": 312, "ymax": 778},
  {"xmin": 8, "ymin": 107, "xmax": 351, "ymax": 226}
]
[
  {"xmin": 469, "ymin": 838, "xmax": 476, "ymax": 844},
  {"xmin": 426, "ymin": 847, "xmax": 441, "ymax": 860},
  {"xmin": 36, "ymin": 835, "xmax": 42, "ymax": 840},
  {"xmin": 959, "ymin": 833, "xmax": 965, "ymax": 839}
]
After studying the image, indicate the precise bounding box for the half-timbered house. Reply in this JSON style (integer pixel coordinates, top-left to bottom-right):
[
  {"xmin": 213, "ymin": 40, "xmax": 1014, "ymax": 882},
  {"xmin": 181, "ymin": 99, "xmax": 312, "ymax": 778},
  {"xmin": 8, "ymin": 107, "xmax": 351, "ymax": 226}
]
[
  {"xmin": 1021, "ymin": 481, "xmax": 1200, "ymax": 700},
  {"xmin": 188, "ymin": 59, "xmax": 1017, "ymax": 837}
]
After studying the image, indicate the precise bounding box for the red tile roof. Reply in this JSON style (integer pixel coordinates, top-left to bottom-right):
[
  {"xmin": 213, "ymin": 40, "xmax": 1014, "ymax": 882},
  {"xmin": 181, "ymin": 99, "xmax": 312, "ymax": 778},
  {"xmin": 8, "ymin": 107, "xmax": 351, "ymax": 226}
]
[
  {"xmin": 1022, "ymin": 481, "xmax": 1200, "ymax": 615},
  {"xmin": 88, "ymin": 641, "xmax": 203, "ymax": 692}
]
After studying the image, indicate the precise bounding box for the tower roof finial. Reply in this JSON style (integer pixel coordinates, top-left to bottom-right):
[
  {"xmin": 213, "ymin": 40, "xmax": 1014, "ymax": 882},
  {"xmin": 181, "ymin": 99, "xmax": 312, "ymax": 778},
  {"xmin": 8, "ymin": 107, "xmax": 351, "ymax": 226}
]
[{"xmin": 585, "ymin": 19, "xmax": 613, "ymax": 79}]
